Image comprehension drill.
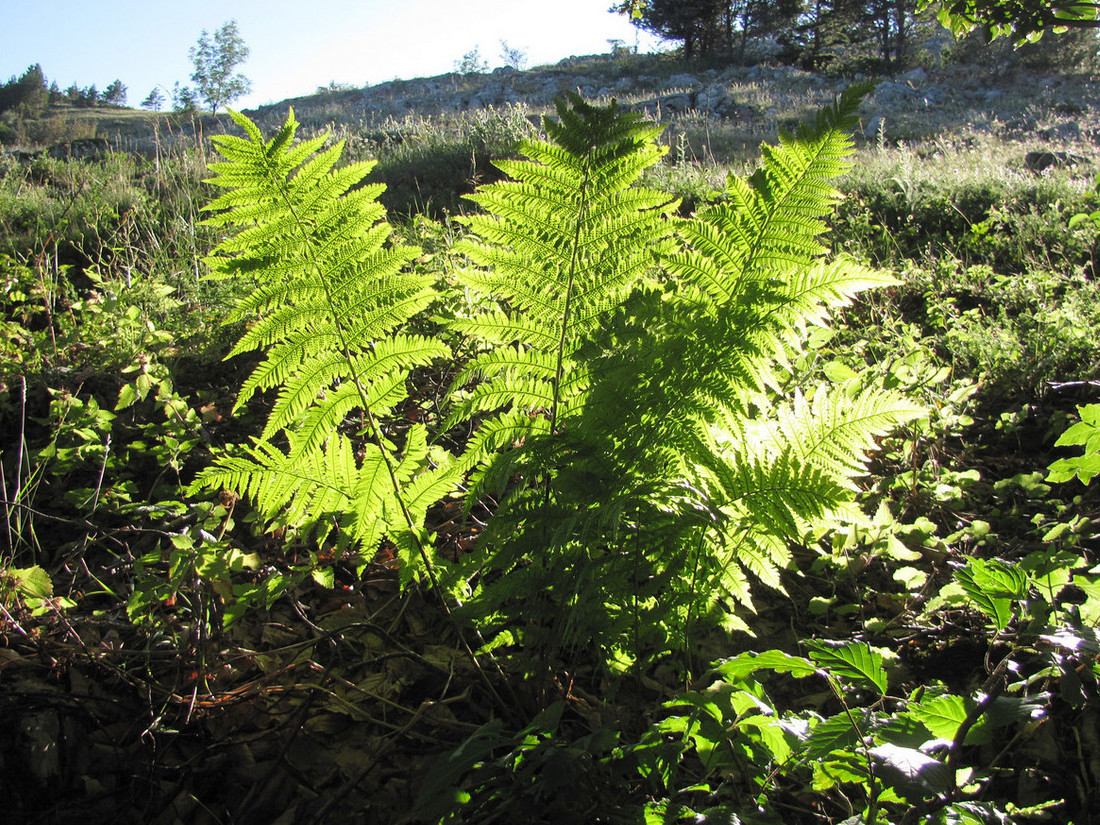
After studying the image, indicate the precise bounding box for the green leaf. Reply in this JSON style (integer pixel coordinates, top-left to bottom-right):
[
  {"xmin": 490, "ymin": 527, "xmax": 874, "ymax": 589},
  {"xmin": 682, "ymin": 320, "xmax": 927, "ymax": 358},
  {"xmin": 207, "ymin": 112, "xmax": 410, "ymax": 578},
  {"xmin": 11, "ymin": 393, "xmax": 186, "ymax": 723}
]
[
  {"xmin": 955, "ymin": 558, "xmax": 1028, "ymax": 631},
  {"xmin": 715, "ymin": 650, "xmax": 817, "ymax": 682},
  {"xmin": 908, "ymin": 693, "xmax": 968, "ymax": 741},
  {"xmin": 804, "ymin": 711, "xmax": 867, "ymax": 759},
  {"xmin": 12, "ymin": 565, "xmax": 53, "ymax": 599},
  {"xmin": 869, "ymin": 743, "xmax": 952, "ymax": 800},
  {"xmin": 1040, "ymin": 625, "xmax": 1100, "ymax": 655},
  {"xmin": 822, "ymin": 360, "xmax": 859, "ymax": 382},
  {"xmin": 805, "ymin": 640, "xmax": 887, "ymax": 694},
  {"xmin": 115, "ymin": 382, "xmax": 138, "ymax": 410}
]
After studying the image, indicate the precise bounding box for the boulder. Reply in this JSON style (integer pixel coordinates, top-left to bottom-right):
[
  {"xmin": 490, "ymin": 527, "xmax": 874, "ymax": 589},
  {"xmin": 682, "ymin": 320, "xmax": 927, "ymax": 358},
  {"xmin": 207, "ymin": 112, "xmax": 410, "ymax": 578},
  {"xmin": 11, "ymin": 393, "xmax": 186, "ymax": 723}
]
[
  {"xmin": 666, "ymin": 73, "xmax": 699, "ymax": 88},
  {"xmin": 1024, "ymin": 150, "xmax": 1088, "ymax": 172}
]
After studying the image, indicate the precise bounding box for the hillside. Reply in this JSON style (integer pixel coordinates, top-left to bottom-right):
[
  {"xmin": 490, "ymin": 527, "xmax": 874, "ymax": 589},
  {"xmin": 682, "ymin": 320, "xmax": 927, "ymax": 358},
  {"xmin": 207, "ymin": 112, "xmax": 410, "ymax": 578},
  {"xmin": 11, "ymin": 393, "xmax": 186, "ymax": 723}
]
[
  {"xmin": 246, "ymin": 50, "xmax": 1099, "ymax": 147},
  {"xmin": 10, "ymin": 49, "xmax": 1099, "ymax": 164}
]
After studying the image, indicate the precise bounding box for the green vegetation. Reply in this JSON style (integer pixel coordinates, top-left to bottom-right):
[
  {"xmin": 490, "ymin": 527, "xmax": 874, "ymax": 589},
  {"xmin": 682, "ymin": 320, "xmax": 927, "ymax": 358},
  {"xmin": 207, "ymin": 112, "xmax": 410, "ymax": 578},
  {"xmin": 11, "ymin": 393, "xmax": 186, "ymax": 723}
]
[
  {"xmin": 188, "ymin": 19, "xmax": 252, "ymax": 114},
  {"xmin": 2, "ymin": 36, "xmax": 1100, "ymax": 825}
]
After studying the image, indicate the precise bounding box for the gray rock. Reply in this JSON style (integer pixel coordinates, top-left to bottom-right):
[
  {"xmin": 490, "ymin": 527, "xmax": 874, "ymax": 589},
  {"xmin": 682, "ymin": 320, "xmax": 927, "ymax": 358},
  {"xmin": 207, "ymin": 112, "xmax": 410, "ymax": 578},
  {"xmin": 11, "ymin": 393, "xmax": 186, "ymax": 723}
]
[
  {"xmin": 1056, "ymin": 121, "xmax": 1081, "ymax": 141},
  {"xmin": 696, "ymin": 84, "xmax": 729, "ymax": 112},
  {"xmin": 872, "ymin": 81, "xmax": 918, "ymax": 107},
  {"xmin": 1003, "ymin": 116, "xmax": 1039, "ymax": 134},
  {"xmin": 667, "ymin": 73, "xmax": 699, "ymax": 88}
]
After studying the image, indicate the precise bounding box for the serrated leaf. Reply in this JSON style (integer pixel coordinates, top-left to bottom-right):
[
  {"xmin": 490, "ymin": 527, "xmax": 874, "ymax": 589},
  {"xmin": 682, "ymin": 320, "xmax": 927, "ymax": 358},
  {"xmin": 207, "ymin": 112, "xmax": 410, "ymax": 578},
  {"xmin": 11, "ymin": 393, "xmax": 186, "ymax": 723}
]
[
  {"xmin": 1040, "ymin": 625, "xmax": 1100, "ymax": 655},
  {"xmin": 869, "ymin": 743, "xmax": 952, "ymax": 800},
  {"xmin": 980, "ymin": 693, "xmax": 1049, "ymax": 731},
  {"xmin": 886, "ymin": 534, "xmax": 923, "ymax": 561},
  {"xmin": 715, "ymin": 650, "xmax": 817, "ymax": 683},
  {"xmin": 908, "ymin": 693, "xmax": 968, "ymax": 741},
  {"xmin": 894, "ymin": 565, "xmax": 927, "ymax": 590},
  {"xmin": 955, "ymin": 558, "xmax": 1028, "ymax": 630},
  {"xmin": 804, "ymin": 711, "xmax": 867, "ymax": 759},
  {"xmin": 806, "ymin": 640, "xmax": 887, "ymax": 694},
  {"xmin": 115, "ymin": 383, "xmax": 138, "ymax": 410},
  {"xmin": 739, "ymin": 714, "xmax": 792, "ymax": 763},
  {"xmin": 12, "ymin": 565, "xmax": 53, "ymax": 599}
]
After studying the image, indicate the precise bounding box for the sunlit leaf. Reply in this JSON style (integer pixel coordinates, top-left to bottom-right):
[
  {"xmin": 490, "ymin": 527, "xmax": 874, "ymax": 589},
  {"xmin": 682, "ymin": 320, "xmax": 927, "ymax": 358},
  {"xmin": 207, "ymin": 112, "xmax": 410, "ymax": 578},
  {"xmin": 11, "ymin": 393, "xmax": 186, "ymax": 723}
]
[
  {"xmin": 1040, "ymin": 625, "xmax": 1100, "ymax": 655},
  {"xmin": 909, "ymin": 694, "xmax": 968, "ymax": 741},
  {"xmin": 955, "ymin": 558, "xmax": 1028, "ymax": 630},
  {"xmin": 806, "ymin": 640, "xmax": 887, "ymax": 694},
  {"xmin": 715, "ymin": 650, "xmax": 816, "ymax": 682}
]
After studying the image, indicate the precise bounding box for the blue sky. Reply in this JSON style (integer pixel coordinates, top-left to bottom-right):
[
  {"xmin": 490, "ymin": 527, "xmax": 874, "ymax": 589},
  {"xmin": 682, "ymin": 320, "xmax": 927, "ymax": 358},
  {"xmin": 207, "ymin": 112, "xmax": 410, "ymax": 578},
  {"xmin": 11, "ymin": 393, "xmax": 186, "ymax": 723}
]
[{"xmin": 1, "ymin": 1, "xmax": 665, "ymax": 109}]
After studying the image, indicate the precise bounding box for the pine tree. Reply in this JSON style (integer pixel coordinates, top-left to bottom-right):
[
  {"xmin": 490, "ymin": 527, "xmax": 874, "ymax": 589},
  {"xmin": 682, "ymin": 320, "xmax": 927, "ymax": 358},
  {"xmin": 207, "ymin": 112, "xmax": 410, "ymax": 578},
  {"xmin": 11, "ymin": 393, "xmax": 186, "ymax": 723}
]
[
  {"xmin": 141, "ymin": 87, "xmax": 165, "ymax": 111},
  {"xmin": 104, "ymin": 79, "xmax": 127, "ymax": 107}
]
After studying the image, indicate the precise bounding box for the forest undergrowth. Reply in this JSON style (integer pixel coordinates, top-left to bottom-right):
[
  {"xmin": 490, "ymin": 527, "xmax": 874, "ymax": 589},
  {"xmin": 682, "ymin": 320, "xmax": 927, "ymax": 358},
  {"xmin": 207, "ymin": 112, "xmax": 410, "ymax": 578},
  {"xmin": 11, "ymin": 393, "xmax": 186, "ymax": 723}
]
[{"xmin": 1, "ymin": 64, "xmax": 1100, "ymax": 825}]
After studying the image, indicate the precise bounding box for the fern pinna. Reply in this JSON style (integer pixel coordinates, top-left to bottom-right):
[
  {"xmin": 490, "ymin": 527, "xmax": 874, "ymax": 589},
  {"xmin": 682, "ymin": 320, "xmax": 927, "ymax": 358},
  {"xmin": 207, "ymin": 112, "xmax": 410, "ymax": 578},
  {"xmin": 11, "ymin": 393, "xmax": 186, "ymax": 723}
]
[
  {"xmin": 192, "ymin": 110, "xmax": 452, "ymax": 584},
  {"xmin": 448, "ymin": 90, "xmax": 922, "ymax": 668}
]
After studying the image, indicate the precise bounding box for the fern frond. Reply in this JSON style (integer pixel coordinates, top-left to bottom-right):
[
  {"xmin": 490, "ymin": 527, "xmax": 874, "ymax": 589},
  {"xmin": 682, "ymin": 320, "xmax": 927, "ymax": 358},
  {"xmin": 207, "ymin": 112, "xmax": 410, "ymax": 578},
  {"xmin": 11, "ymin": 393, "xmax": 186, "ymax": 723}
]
[
  {"xmin": 449, "ymin": 92, "xmax": 675, "ymax": 496},
  {"xmin": 668, "ymin": 83, "xmax": 872, "ymax": 307},
  {"xmin": 192, "ymin": 109, "xmax": 448, "ymax": 573}
]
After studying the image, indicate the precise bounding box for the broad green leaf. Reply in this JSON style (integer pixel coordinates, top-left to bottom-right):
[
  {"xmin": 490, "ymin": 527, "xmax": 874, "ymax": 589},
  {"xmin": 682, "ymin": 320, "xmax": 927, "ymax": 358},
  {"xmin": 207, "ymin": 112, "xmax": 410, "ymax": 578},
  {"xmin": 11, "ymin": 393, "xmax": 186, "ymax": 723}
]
[
  {"xmin": 869, "ymin": 743, "xmax": 953, "ymax": 800},
  {"xmin": 955, "ymin": 558, "xmax": 1028, "ymax": 631},
  {"xmin": 806, "ymin": 640, "xmax": 887, "ymax": 694},
  {"xmin": 13, "ymin": 565, "xmax": 53, "ymax": 599},
  {"xmin": 908, "ymin": 693, "xmax": 968, "ymax": 741},
  {"xmin": 115, "ymin": 383, "xmax": 138, "ymax": 410},
  {"xmin": 739, "ymin": 714, "xmax": 792, "ymax": 763},
  {"xmin": 715, "ymin": 650, "xmax": 816, "ymax": 683},
  {"xmin": 1040, "ymin": 625, "xmax": 1100, "ymax": 655},
  {"xmin": 980, "ymin": 693, "xmax": 1050, "ymax": 732},
  {"xmin": 804, "ymin": 711, "xmax": 869, "ymax": 759},
  {"xmin": 1075, "ymin": 573, "xmax": 1100, "ymax": 625}
]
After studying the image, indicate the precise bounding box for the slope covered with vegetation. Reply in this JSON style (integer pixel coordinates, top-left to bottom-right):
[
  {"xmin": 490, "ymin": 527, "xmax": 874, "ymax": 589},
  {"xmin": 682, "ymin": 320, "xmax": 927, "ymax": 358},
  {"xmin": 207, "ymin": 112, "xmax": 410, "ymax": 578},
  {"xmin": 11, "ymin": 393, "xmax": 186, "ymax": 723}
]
[{"xmin": 2, "ymin": 34, "xmax": 1100, "ymax": 825}]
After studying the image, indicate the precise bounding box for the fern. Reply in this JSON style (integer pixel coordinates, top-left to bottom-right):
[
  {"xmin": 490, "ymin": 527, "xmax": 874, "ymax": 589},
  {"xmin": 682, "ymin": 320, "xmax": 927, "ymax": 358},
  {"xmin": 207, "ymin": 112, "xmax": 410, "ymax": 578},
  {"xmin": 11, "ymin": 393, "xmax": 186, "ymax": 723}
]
[
  {"xmin": 191, "ymin": 110, "xmax": 451, "ymax": 580},
  {"xmin": 580, "ymin": 85, "xmax": 923, "ymax": 636},
  {"xmin": 446, "ymin": 89, "xmax": 923, "ymax": 666}
]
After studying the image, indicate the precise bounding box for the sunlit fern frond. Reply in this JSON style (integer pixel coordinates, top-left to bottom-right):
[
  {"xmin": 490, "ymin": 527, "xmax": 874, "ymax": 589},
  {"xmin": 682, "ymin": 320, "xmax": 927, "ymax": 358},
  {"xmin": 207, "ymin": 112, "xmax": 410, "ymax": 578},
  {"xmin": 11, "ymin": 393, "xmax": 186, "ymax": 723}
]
[
  {"xmin": 667, "ymin": 83, "xmax": 873, "ymax": 309},
  {"xmin": 191, "ymin": 109, "xmax": 452, "ymax": 564},
  {"xmin": 447, "ymin": 92, "xmax": 677, "ymax": 477}
]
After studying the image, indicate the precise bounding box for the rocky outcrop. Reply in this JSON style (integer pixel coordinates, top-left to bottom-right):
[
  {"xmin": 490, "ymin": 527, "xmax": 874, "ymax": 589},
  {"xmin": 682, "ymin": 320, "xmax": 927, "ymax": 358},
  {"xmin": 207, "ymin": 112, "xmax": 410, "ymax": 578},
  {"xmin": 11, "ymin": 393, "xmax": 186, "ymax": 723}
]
[{"xmin": 249, "ymin": 51, "xmax": 1099, "ymax": 151}]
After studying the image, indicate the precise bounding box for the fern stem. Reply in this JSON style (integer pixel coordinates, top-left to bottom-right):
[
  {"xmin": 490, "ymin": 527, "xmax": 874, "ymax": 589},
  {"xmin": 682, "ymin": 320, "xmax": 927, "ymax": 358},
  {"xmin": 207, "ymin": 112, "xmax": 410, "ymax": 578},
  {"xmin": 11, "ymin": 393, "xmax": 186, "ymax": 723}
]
[{"xmin": 547, "ymin": 161, "xmax": 591, "ymax": 440}]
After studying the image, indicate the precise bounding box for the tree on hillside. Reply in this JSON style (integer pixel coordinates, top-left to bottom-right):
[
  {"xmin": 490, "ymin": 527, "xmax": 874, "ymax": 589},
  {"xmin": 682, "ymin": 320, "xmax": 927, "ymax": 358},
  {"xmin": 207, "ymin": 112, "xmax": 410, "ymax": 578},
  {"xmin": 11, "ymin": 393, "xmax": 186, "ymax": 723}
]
[
  {"xmin": 189, "ymin": 19, "xmax": 251, "ymax": 113},
  {"xmin": 616, "ymin": 0, "xmax": 920, "ymax": 67},
  {"xmin": 616, "ymin": 0, "xmax": 734, "ymax": 60},
  {"xmin": 171, "ymin": 82, "xmax": 199, "ymax": 114},
  {"xmin": 0, "ymin": 64, "xmax": 48, "ymax": 116},
  {"xmin": 453, "ymin": 46, "xmax": 489, "ymax": 73},
  {"xmin": 104, "ymin": 79, "xmax": 127, "ymax": 106},
  {"xmin": 790, "ymin": 0, "xmax": 881, "ymax": 70},
  {"xmin": 499, "ymin": 40, "xmax": 529, "ymax": 69},
  {"xmin": 141, "ymin": 87, "xmax": 165, "ymax": 111}
]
